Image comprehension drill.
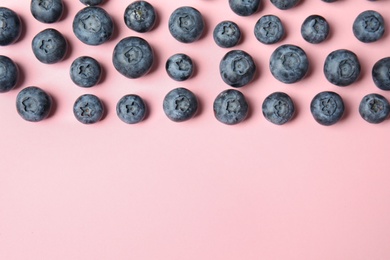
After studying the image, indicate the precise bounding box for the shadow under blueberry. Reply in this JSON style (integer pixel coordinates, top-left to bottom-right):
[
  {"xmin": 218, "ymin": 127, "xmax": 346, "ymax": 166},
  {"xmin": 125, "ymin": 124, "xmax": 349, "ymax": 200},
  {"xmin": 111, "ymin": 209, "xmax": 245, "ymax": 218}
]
[
  {"xmin": 99, "ymin": 98, "xmax": 108, "ymax": 122},
  {"xmin": 13, "ymin": 61, "xmax": 26, "ymax": 91},
  {"xmin": 108, "ymin": 12, "xmax": 120, "ymax": 44},
  {"xmin": 148, "ymin": 44, "xmax": 160, "ymax": 75},
  {"xmin": 46, "ymin": 91, "xmax": 58, "ymax": 120},
  {"xmin": 15, "ymin": 15, "xmax": 27, "ymax": 45},
  {"xmin": 58, "ymin": 0, "xmax": 68, "ymax": 23}
]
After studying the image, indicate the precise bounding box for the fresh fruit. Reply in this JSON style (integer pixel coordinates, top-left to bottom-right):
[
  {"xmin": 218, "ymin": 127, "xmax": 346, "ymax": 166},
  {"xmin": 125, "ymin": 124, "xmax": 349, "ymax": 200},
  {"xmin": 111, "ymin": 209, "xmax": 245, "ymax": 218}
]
[
  {"xmin": 73, "ymin": 94, "xmax": 104, "ymax": 124},
  {"xmin": 16, "ymin": 86, "xmax": 52, "ymax": 122},
  {"xmin": 353, "ymin": 10, "xmax": 385, "ymax": 43},
  {"xmin": 254, "ymin": 14, "xmax": 285, "ymax": 44},
  {"xmin": 213, "ymin": 89, "xmax": 248, "ymax": 125},
  {"xmin": 213, "ymin": 20, "xmax": 241, "ymax": 48},
  {"xmin": 0, "ymin": 55, "xmax": 19, "ymax": 93},
  {"xmin": 124, "ymin": 1, "xmax": 156, "ymax": 33},
  {"xmin": 30, "ymin": 0, "xmax": 64, "ymax": 23},
  {"xmin": 163, "ymin": 88, "xmax": 198, "ymax": 122},
  {"xmin": 270, "ymin": 0, "xmax": 300, "ymax": 10},
  {"xmin": 70, "ymin": 56, "xmax": 102, "ymax": 88},
  {"xmin": 166, "ymin": 53, "xmax": 194, "ymax": 81},
  {"xmin": 80, "ymin": 0, "xmax": 104, "ymax": 6},
  {"xmin": 359, "ymin": 93, "xmax": 390, "ymax": 123},
  {"xmin": 262, "ymin": 92, "xmax": 295, "ymax": 125},
  {"xmin": 310, "ymin": 91, "xmax": 344, "ymax": 126},
  {"xmin": 372, "ymin": 57, "xmax": 390, "ymax": 91},
  {"xmin": 116, "ymin": 94, "xmax": 147, "ymax": 124},
  {"xmin": 301, "ymin": 15, "xmax": 329, "ymax": 44},
  {"xmin": 228, "ymin": 0, "xmax": 261, "ymax": 16},
  {"xmin": 168, "ymin": 6, "xmax": 205, "ymax": 43},
  {"xmin": 220, "ymin": 50, "xmax": 256, "ymax": 88},
  {"xmin": 0, "ymin": 7, "xmax": 22, "ymax": 46},
  {"xmin": 31, "ymin": 28, "xmax": 68, "ymax": 64}
]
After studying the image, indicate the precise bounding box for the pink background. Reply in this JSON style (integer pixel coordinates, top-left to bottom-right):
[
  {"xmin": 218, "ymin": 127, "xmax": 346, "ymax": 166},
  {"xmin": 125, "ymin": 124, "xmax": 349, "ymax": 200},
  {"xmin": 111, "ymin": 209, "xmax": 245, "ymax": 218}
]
[{"xmin": 1, "ymin": 0, "xmax": 390, "ymax": 259}]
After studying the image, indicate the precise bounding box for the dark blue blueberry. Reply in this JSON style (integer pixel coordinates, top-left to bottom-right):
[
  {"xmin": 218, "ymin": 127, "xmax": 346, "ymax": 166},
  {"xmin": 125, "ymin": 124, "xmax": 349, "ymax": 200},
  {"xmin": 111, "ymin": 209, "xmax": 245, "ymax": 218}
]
[
  {"xmin": 310, "ymin": 91, "xmax": 344, "ymax": 126},
  {"xmin": 213, "ymin": 89, "xmax": 248, "ymax": 125},
  {"xmin": 73, "ymin": 6, "xmax": 114, "ymax": 46},
  {"xmin": 228, "ymin": 0, "xmax": 261, "ymax": 16},
  {"xmin": 32, "ymin": 28, "xmax": 68, "ymax": 64},
  {"xmin": 254, "ymin": 15, "xmax": 284, "ymax": 44},
  {"xmin": 168, "ymin": 6, "xmax": 205, "ymax": 43},
  {"xmin": 269, "ymin": 44, "xmax": 309, "ymax": 84},
  {"xmin": 353, "ymin": 10, "xmax": 385, "ymax": 43},
  {"xmin": 0, "ymin": 7, "xmax": 22, "ymax": 46},
  {"xmin": 213, "ymin": 21, "xmax": 241, "ymax": 48},
  {"xmin": 301, "ymin": 15, "xmax": 329, "ymax": 44},
  {"xmin": 372, "ymin": 57, "xmax": 390, "ymax": 91},
  {"xmin": 166, "ymin": 53, "xmax": 193, "ymax": 81},
  {"xmin": 116, "ymin": 94, "xmax": 146, "ymax": 124},
  {"xmin": 322, "ymin": 0, "xmax": 336, "ymax": 2},
  {"xmin": 270, "ymin": 0, "xmax": 300, "ymax": 10},
  {"xmin": 324, "ymin": 49, "xmax": 361, "ymax": 86},
  {"xmin": 0, "ymin": 55, "xmax": 19, "ymax": 93},
  {"xmin": 163, "ymin": 88, "xmax": 198, "ymax": 122},
  {"xmin": 124, "ymin": 1, "xmax": 156, "ymax": 33},
  {"xmin": 73, "ymin": 94, "xmax": 104, "ymax": 124},
  {"xmin": 16, "ymin": 86, "xmax": 52, "ymax": 122},
  {"xmin": 220, "ymin": 50, "xmax": 256, "ymax": 88},
  {"xmin": 359, "ymin": 93, "xmax": 390, "ymax": 124},
  {"xmin": 80, "ymin": 0, "xmax": 104, "ymax": 6},
  {"xmin": 112, "ymin": 36, "xmax": 154, "ymax": 79},
  {"xmin": 262, "ymin": 92, "xmax": 295, "ymax": 125},
  {"xmin": 70, "ymin": 56, "xmax": 101, "ymax": 88},
  {"xmin": 31, "ymin": 0, "xmax": 64, "ymax": 24}
]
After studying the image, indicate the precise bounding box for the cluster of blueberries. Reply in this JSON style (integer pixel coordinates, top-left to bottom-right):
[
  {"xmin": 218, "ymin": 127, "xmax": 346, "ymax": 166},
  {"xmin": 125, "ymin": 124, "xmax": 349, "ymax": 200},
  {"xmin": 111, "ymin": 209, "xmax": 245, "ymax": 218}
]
[{"xmin": 0, "ymin": 0, "xmax": 389, "ymax": 125}]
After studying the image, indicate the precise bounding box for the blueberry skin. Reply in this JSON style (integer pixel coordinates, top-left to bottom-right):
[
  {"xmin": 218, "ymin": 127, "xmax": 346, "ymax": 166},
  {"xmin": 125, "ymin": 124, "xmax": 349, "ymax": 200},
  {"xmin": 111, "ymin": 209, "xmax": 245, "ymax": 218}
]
[
  {"xmin": 32, "ymin": 28, "xmax": 68, "ymax": 64},
  {"xmin": 80, "ymin": 0, "xmax": 104, "ymax": 6},
  {"xmin": 166, "ymin": 53, "xmax": 194, "ymax": 81},
  {"xmin": 322, "ymin": 0, "xmax": 336, "ymax": 2},
  {"xmin": 353, "ymin": 10, "xmax": 385, "ymax": 43},
  {"xmin": 213, "ymin": 21, "xmax": 241, "ymax": 48},
  {"xmin": 229, "ymin": 0, "xmax": 261, "ymax": 16},
  {"xmin": 112, "ymin": 36, "xmax": 154, "ymax": 79},
  {"xmin": 31, "ymin": 0, "xmax": 64, "ymax": 24},
  {"xmin": 0, "ymin": 55, "xmax": 19, "ymax": 93},
  {"xmin": 73, "ymin": 94, "xmax": 104, "ymax": 124},
  {"xmin": 324, "ymin": 49, "xmax": 361, "ymax": 87},
  {"xmin": 0, "ymin": 7, "xmax": 22, "ymax": 46},
  {"xmin": 301, "ymin": 15, "xmax": 329, "ymax": 44},
  {"xmin": 163, "ymin": 88, "xmax": 198, "ymax": 122},
  {"xmin": 270, "ymin": 0, "xmax": 300, "ymax": 10},
  {"xmin": 310, "ymin": 91, "xmax": 344, "ymax": 126},
  {"xmin": 70, "ymin": 56, "xmax": 101, "ymax": 88},
  {"xmin": 372, "ymin": 57, "xmax": 390, "ymax": 91},
  {"xmin": 73, "ymin": 6, "xmax": 114, "ymax": 46},
  {"xmin": 116, "ymin": 94, "xmax": 146, "ymax": 124},
  {"xmin": 168, "ymin": 6, "xmax": 205, "ymax": 43},
  {"xmin": 213, "ymin": 89, "xmax": 248, "ymax": 125},
  {"xmin": 359, "ymin": 93, "xmax": 390, "ymax": 124},
  {"xmin": 254, "ymin": 15, "xmax": 284, "ymax": 44},
  {"xmin": 262, "ymin": 92, "xmax": 295, "ymax": 125},
  {"xmin": 269, "ymin": 44, "xmax": 309, "ymax": 84},
  {"xmin": 220, "ymin": 50, "xmax": 256, "ymax": 88},
  {"xmin": 16, "ymin": 86, "xmax": 52, "ymax": 122},
  {"xmin": 124, "ymin": 1, "xmax": 156, "ymax": 33}
]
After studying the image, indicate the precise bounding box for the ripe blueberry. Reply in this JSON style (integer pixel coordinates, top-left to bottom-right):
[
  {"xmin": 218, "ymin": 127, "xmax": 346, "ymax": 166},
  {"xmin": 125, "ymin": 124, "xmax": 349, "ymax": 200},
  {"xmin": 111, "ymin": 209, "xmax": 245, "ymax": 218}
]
[
  {"xmin": 73, "ymin": 6, "xmax": 114, "ymax": 45},
  {"xmin": 269, "ymin": 44, "xmax": 309, "ymax": 84},
  {"xmin": 112, "ymin": 36, "xmax": 154, "ymax": 79},
  {"xmin": 213, "ymin": 20, "xmax": 241, "ymax": 48},
  {"xmin": 359, "ymin": 93, "xmax": 390, "ymax": 124},
  {"xmin": 301, "ymin": 15, "xmax": 329, "ymax": 44},
  {"xmin": 353, "ymin": 10, "xmax": 385, "ymax": 43},
  {"xmin": 324, "ymin": 49, "xmax": 361, "ymax": 86},
  {"xmin": 0, "ymin": 7, "xmax": 22, "ymax": 46},
  {"xmin": 32, "ymin": 28, "xmax": 68, "ymax": 64},
  {"xmin": 262, "ymin": 92, "xmax": 295, "ymax": 125},
  {"xmin": 213, "ymin": 89, "xmax": 249, "ymax": 125},
  {"xmin": 166, "ymin": 53, "xmax": 194, "ymax": 81},
  {"xmin": 270, "ymin": 0, "xmax": 300, "ymax": 10},
  {"xmin": 168, "ymin": 6, "xmax": 205, "ymax": 43},
  {"xmin": 220, "ymin": 50, "xmax": 256, "ymax": 88},
  {"xmin": 310, "ymin": 91, "xmax": 344, "ymax": 126},
  {"xmin": 0, "ymin": 55, "xmax": 19, "ymax": 93},
  {"xmin": 80, "ymin": 0, "xmax": 104, "ymax": 6},
  {"xmin": 254, "ymin": 15, "xmax": 285, "ymax": 44},
  {"xmin": 228, "ymin": 0, "xmax": 261, "ymax": 16},
  {"xmin": 124, "ymin": 1, "xmax": 156, "ymax": 33},
  {"xmin": 372, "ymin": 57, "xmax": 390, "ymax": 91},
  {"xmin": 163, "ymin": 88, "xmax": 198, "ymax": 122},
  {"xmin": 73, "ymin": 94, "xmax": 104, "ymax": 124},
  {"xmin": 116, "ymin": 94, "xmax": 147, "ymax": 124},
  {"xmin": 16, "ymin": 86, "xmax": 52, "ymax": 122},
  {"xmin": 70, "ymin": 56, "xmax": 102, "ymax": 88},
  {"xmin": 30, "ymin": 0, "xmax": 64, "ymax": 24}
]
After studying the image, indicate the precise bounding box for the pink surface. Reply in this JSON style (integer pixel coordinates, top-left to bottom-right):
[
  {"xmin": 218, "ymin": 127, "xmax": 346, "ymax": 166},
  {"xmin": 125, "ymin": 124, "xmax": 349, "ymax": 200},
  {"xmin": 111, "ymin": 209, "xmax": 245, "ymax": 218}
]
[{"xmin": 1, "ymin": 0, "xmax": 390, "ymax": 259}]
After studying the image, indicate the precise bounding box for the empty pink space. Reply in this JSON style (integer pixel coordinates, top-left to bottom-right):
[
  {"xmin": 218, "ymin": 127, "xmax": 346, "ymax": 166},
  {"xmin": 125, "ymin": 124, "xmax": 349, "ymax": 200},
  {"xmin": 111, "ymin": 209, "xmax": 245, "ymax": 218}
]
[{"xmin": 0, "ymin": 0, "xmax": 390, "ymax": 259}]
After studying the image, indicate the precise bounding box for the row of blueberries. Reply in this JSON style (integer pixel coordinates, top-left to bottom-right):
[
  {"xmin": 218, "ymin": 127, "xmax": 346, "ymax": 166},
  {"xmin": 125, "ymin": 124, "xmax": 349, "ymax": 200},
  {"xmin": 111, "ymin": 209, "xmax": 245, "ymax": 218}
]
[{"xmin": 14, "ymin": 86, "xmax": 390, "ymax": 125}]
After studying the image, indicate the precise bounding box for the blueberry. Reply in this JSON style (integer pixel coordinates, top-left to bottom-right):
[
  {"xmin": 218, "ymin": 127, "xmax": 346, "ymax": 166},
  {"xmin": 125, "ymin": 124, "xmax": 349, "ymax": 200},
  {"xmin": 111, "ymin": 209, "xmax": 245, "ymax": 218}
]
[
  {"xmin": 16, "ymin": 86, "xmax": 52, "ymax": 122},
  {"xmin": 310, "ymin": 91, "xmax": 344, "ymax": 126},
  {"xmin": 80, "ymin": 0, "xmax": 104, "ymax": 6},
  {"xmin": 73, "ymin": 94, "xmax": 104, "ymax": 124},
  {"xmin": 270, "ymin": 0, "xmax": 300, "ymax": 10},
  {"xmin": 220, "ymin": 50, "xmax": 256, "ymax": 88},
  {"xmin": 254, "ymin": 15, "xmax": 284, "ymax": 44},
  {"xmin": 372, "ymin": 57, "xmax": 390, "ymax": 91},
  {"xmin": 73, "ymin": 6, "xmax": 114, "ymax": 46},
  {"xmin": 262, "ymin": 92, "xmax": 295, "ymax": 125},
  {"xmin": 112, "ymin": 36, "xmax": 154, "ymax": 79},
  {"xmin": 359, "ymin": 93, "xmax": 390, "ymax": 124},
  {"xmin": 321, "ymin": 0, "xmax": 336, "ymax": 2},
  {"xmin": 30, "ymin": 0, "xmax": 64, "ymax": 23},
  {"xmin": 70, "ymin": 56, "xmax": 101, "ymax": 88},
  {"xmin": 116, "ymin": 94, "xmax": 146, "ymax": 124},
  {"xmin": 228, "ymin": 0, "xmax": 261, "ymax": 16},
  {"xmin": 168, "ymin": 6, "xmax": 205, "ymax": 43},
  {"xmin": 269, "ymin": 44, "xmax": 309, "ymax": 84},
  {"xmin": 32, "ymin": 28, "xmax": 68, "ymax": 64},
  {"xmin": 0, "ymin": 7, "xmax": 22, "ymax": 46},
  {"xmin": 124, "ymin": 1, "xmax": 156, "ymax": 33},
  {"xmin": 353, "ymin": 10, "xmax": 385, "ymax": 43},
  {"xmin": 301, "ymin": 15, "xmax": 329, "ymax": 44},
  {"xmin": 166, "ymin": 53, "xmax": 194, "ymax": 81},
  {"xmin": 0, "ymin": 55, "xmax": 19, "ymax": 93},
  {"xmin": 213, "ymin": 21, "xmax": 241, "ymax": 48},
  {"xmin": 324, "ymin": 49, "xmax": 361, "ymax": 86},
  {"xmin": 163, "ymin": 87, "xmax": 198, "ymax": 122},
  {"xmin": 213, "ymin": 89, "xmax": 248, "ymax": 125}
]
